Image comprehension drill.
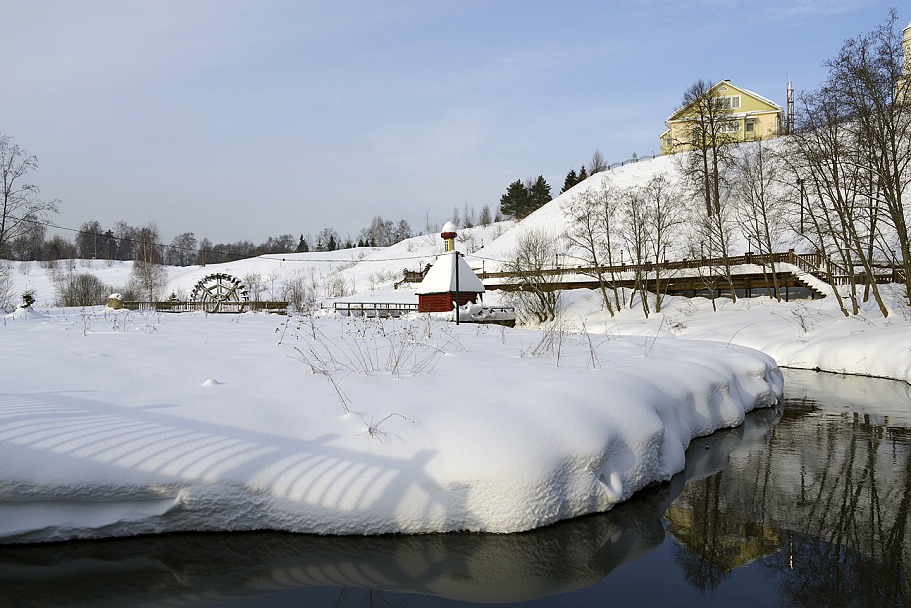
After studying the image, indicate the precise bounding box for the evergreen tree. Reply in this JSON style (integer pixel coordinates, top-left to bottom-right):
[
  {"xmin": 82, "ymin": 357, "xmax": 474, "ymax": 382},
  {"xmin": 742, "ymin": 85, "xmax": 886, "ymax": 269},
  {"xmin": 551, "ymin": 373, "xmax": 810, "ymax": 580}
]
[
  {"xmin": 526, "ymin": 176, "xmax": 552, "ymax": 215},
  {"xmin": 561, "ymin": 168, "xmax": 579, "ymax": 193},
  {"xmin": 499, "ymin": 180, "xmax": 531, "ymax": 219},
  {"xmin": 296, "ymin": 234, "xmax": 309, "ymax": 252},
  {"xmin": 578, "ymin": 165, "xmax": 589, "ymax": 182}
]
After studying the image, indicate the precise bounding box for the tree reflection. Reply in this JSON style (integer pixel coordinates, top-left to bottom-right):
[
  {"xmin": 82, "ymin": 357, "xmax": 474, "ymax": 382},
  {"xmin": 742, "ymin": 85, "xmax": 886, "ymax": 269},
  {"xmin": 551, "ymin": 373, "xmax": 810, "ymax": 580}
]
[
  {"xmin": 667, "ymin": 371, "xmax": 911, "ymax": 605},
  {"xmin": 670, "ymin": 474, "xmax": 730, "ymax": 591}
]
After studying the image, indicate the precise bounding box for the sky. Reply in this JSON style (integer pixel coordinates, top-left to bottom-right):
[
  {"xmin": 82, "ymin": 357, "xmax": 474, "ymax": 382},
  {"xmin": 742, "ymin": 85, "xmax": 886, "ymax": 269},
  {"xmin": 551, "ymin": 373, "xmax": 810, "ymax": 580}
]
[{"xmin": 1, "ymin": 0, "xmax": 905, "ymax": 245}]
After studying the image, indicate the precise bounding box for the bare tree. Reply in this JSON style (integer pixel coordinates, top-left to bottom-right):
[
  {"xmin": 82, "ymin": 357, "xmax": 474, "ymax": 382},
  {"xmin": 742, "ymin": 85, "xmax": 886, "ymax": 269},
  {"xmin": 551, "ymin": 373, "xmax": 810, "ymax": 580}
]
[
  {"xmin": 668, "ymin": 80, "xmax": 743, "ymax": 308},
  {"xmin": 258, "ymin": 233, "xmax": 295, "ymax": 254},
  {"xmin": 55, "ymin": 273, "xmax": 111, "ymax": 306},
  {"xmin": 642, "ymin": 174, "xmax": 686, "ymax": 312},
  {"xmin": 0, "ymin": 261, "xmax": 13, "ymax": 311},
  {"xmin": 564, "ymin": 177, "xmax": 623, "ymax": 315},
  {"xmin": 76, "ymin": 220, "xmax": 103, "ymax": 260},
  {"xmin": 45, "ymin": 234, "xmax": 75, "ymax": 261},
  {"xmin": 8, "ymin": 220, "xmax": 45, "ymax": 261},
  {"xmin": 112, "ymin": 220, "xmax": 137, "ymax": 261},
  {"xmin": 826, "ymin": 9, "xmax": 911, "ymax": 305},
  {"xmin": 478, "ymin": 205, "xmax": 492, "ymax": 227},
  {"xmin": 316, "ymin": 227, "xmax": 340, "ymax": 251},
  {"xmin": 169, "ymin": 232, "xmax": 198, "ymax": 266},
  {"xmin": 502, "ymin": 228, "xmax": 564, "ymax": 323},
  {"xmin": 687, "ymin": 189, "xmax": 739, "ymax": 310},
  {"xmin": 790, "ymin": 84, "xmax": 887, "ymax": 317},
  {"xmin": 393, "ymin": 219, "xmax": 412, "ymax": 243},
  {"xmin": 731, "ymin": 140, "xmax": 792, "ymax": 300},
  {"xmin": 673, "ymin": 79, "xmax": 738, "ymax": 217},
  {"xmin": 462, "ymin": 203, "xmax": 475, "ymax": 228},
  {"xmin": 197, "ymin": 237, "xmax": 212, "ymax": 266},
  {"xmin": 0, "ymin": 134, "xmax": 59, "ymax": 257},
  {"xmin": 243, "ymin": 271, "xmax": 265, "ymax": 302},
  {"xmin": 130, "ymin": 223, "xmax": 167, "ymax": 301},
  {"xmin": 589, "ymin": 149, "xmax": 607, "ymax": 174},
  {"xmin": 618, "ymin": 185, "xmax": 654, "ymax": 316}
]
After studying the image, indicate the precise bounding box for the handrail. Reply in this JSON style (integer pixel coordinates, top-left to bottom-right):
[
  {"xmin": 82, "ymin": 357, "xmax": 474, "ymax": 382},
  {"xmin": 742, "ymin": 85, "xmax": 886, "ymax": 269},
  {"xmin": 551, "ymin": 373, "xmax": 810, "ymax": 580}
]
[
  {"xmin": 477, "ymin": 249, "xmax": 903, "ymax": 286},
  {"xmin": 122, "ymin": 300, "xmax": 288, "ymax": 313}
]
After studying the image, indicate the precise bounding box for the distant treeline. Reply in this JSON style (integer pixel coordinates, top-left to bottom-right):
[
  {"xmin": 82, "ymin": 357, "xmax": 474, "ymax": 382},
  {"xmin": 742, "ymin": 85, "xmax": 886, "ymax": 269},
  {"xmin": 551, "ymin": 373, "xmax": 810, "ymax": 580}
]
[{"xmin": 0, "ymin": 206, "xmax": 508, "ymax": 266}]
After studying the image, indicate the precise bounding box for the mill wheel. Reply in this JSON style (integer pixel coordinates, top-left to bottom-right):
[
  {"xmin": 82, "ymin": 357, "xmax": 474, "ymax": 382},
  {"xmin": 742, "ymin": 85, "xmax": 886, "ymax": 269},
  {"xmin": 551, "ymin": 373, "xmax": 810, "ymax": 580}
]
[{"xmin": 190, "ymin": 273, "xmax": 250, "ymax": 313}]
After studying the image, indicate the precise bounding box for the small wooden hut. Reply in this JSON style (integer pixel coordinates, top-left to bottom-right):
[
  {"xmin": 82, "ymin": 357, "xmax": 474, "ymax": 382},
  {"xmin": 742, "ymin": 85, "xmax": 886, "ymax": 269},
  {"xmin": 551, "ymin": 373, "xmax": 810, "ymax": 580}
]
[{"xmin": 415, "ymin": 222, "xmax": 485, "ymax": 313}]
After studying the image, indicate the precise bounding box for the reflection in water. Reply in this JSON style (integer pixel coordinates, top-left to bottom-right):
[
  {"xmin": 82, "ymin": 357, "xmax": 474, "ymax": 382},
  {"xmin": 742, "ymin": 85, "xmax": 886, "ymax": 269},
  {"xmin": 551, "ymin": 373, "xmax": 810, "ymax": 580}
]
[
  {"xmin": 2, "ymin": 369, "xmax": 910, "ymax": 607},
  {"xmin": 667, "ymin": 369, "xmax": 911, "ymax": 606},
  {"xmin": 0, "ymin": 399, "xmax": 780, "ymax": 608},
  {"xmin": 0, "ymin": 491, "xmax": 668, "ymax": 607}
]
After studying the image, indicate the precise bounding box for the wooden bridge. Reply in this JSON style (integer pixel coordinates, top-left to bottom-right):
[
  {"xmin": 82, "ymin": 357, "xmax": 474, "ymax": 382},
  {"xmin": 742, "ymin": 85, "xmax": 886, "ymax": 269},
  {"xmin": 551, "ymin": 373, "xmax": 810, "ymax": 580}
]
[{"xmin": 477, "ymin": 250, "xmax": 906, "ymax": 300}]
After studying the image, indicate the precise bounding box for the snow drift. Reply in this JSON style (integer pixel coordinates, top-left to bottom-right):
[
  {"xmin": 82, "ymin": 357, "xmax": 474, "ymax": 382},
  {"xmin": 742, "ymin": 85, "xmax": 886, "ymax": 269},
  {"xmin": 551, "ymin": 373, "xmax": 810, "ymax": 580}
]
[{"xmin": 0, "ymin": 310, "xmax": 781, "ymax": 543}]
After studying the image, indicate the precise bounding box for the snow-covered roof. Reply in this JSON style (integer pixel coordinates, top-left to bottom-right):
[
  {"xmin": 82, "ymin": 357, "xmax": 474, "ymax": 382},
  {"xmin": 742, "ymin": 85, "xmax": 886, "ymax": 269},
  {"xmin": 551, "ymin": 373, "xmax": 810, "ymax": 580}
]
[
  {"xmin": 441, "ymin": 220, "xmax": 457, "ymax": 235},
  {"xmin": 416, "ymin": 252, "xmax": 485, "ymax": 294}
]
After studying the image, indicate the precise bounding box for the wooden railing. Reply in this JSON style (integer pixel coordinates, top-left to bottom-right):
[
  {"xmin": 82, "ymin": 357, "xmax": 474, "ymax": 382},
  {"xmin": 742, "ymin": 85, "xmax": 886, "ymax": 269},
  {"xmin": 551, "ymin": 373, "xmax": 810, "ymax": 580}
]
[
  {"xmin": 122, "ymin": 300, "xmax": 289, "ymax": 313},
  {"xmin": 477, "ymin": 250, "xmax": 903, "ymax": 287},
  {"xmin": 334, "ymin": 302, "xmax": 419, "ymax": 317}
]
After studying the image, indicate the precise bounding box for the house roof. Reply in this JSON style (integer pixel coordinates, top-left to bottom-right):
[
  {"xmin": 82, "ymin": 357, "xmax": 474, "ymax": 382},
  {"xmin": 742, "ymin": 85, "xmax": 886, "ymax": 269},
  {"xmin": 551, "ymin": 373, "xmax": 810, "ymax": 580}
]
[
  {"xmin": 665, "ymin": 80, "xmax": 782, "ymax": 124},
  {"xmin": 416, "ymin": 252, "xmax": 485, "ymax": 295}
]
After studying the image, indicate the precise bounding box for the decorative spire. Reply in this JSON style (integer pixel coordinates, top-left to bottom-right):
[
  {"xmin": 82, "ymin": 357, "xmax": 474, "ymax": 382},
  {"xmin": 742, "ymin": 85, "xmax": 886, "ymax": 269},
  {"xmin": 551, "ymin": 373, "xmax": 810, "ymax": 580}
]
[{"xmin": 440, "ymin": 221, "xmax": 457, "ymax": 252}]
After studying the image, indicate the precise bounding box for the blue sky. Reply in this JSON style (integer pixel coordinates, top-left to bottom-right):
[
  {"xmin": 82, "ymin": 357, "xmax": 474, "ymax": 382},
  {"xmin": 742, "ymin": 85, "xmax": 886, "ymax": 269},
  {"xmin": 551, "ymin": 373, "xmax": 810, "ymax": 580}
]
[{"xmin": 1, "ymin": 0, "xmax": 904, "ymax": 245}]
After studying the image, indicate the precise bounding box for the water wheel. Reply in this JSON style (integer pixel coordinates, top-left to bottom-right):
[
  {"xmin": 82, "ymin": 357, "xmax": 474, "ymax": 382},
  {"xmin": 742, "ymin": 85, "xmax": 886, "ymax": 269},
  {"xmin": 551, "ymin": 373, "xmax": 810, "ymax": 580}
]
[{"xmin": 190, "ymin": 273, "xmax": 250, "ymax": 313}]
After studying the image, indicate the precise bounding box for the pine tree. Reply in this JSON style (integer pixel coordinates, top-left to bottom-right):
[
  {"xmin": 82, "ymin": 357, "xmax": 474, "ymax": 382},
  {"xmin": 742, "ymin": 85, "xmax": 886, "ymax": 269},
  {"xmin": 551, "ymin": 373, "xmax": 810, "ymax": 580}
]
[
  {"xmin": 527, "ymin": 176, "xmax": 552, "ymax": 215},
  {"xmin": 561, "ymin": 168, "xmax": 579, "ymax": 193},
  {"xmin": 578, "ymin": 165, "xmax": 589, "ymax": 182},
  {"xmin": 499, "ymin": 180, "xmax": 531, "ymax": 219}
]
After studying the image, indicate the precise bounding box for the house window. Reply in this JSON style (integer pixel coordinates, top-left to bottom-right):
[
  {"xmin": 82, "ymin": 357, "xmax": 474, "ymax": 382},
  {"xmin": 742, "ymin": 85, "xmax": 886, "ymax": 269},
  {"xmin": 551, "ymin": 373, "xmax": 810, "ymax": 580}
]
[
  {"xmin": 745, "ymin": 120, "xmax": 755, "ymax": 133},
  {"xmin": 719, "ymin": 120, "xmax": 740, "ymax": 133},
  {"xmin": 715, "ymin": 95, "xmax": 741, "ymax": 110}
]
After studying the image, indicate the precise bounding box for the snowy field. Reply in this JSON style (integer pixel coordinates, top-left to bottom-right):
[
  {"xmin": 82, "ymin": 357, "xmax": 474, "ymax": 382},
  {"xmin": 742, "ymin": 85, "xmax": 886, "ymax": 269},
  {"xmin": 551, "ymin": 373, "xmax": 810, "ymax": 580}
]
[{"xmin": 3, "ymin": 156, "xmax": 910, "ymax": 543}]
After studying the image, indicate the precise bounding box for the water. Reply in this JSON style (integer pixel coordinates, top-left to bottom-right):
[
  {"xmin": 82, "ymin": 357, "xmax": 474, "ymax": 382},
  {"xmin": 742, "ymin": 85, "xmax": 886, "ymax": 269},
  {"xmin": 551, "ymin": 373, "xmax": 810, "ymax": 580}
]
[{"xmin": 2, "ymin": 369, "xmax": 909, "ymax": 607}]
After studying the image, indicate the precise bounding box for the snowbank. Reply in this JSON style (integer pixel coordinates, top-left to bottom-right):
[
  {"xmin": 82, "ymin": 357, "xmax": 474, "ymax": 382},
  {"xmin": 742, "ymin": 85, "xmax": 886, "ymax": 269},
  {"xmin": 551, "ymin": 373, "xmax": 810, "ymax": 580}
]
[
  {"xmin": 559, "ymin": 284, "xmax": 911, "ymax": 384},
  {"xmin": 0, "ymin": 309, "xmax": 781, "ymax": 543}
]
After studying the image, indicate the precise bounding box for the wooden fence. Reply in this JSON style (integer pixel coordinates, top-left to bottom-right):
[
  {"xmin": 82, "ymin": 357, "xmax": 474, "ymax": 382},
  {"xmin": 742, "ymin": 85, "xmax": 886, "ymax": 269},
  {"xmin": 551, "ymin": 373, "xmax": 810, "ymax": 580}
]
[
  {"xmin": 122, "ymin": 300, "xmax": 289, "ymax": 314},
  {"xmin": 333, "ymin": 302, "xmax": 419, "ymax": 318}
]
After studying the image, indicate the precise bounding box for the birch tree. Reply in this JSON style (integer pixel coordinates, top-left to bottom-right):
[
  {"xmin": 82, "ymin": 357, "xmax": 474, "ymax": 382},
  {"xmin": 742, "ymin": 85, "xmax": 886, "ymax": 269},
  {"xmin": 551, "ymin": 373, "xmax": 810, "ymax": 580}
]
[{"xmin": 0, "ymin": 134, "xmax": 59, "ymax": 257}]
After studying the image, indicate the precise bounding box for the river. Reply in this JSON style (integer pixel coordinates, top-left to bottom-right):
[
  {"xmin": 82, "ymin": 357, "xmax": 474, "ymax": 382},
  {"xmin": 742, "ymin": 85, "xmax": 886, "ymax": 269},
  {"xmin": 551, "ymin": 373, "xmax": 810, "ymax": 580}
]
[{"xmin": 1, "ymin": 368, "xmax": 909, "ymax": 607}]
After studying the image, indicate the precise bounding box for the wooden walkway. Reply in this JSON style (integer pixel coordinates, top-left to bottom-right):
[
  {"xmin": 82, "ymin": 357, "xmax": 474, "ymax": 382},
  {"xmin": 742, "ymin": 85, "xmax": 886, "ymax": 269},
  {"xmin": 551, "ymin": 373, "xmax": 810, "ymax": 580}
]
[{"xmin": 477, "ymin": 250, "xmax": 905, "ymax": 300}]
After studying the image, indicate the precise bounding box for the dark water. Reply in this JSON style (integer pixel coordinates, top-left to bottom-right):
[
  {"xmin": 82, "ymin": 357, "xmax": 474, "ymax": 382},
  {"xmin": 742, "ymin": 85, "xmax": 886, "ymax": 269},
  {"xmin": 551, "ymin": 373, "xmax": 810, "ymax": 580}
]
[{"xmin": 2, "ymin": 369, "xmax": 909, "ymax": 608}]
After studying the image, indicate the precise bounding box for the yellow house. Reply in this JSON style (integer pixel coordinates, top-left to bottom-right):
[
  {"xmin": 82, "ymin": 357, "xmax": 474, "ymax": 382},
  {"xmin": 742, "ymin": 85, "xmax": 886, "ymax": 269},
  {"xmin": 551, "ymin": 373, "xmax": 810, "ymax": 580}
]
[
  {"xmin": 904, "ymin": 19, "xmax": 911, "ymax": 75},
  {"xmin": 900, "ymin": 19, "xmax": 911, "ymax": 94},
  {"xmin": 659, "ymin": 80, "xmax": 783, "ymax": 155}
]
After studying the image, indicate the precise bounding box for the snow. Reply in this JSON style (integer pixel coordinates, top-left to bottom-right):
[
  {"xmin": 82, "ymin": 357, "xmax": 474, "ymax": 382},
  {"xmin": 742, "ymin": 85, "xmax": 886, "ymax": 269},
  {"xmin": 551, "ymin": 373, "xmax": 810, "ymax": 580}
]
[
  {"xmin": 2, "ymin": 152, "xmax": 910, "ymax": 544},
  {"xmin": 563, "ymin": 285, "xmax": 911, "ymax": 384},
  {"xmin": 0, "ymin": 307, "xmax": 781, "ymax": 543}
]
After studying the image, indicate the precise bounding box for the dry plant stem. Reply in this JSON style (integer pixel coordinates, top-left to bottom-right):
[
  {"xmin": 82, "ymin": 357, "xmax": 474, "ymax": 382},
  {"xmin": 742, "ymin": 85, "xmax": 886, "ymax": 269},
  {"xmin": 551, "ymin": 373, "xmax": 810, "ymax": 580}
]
[{"xmin": 644, "ymin": 316, "xmax": 665, "ymax": 357}]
